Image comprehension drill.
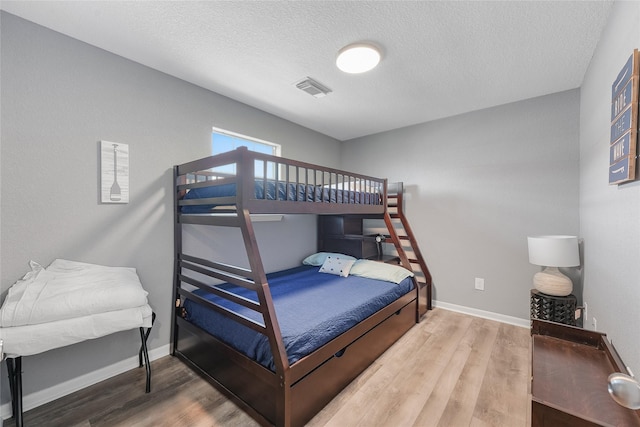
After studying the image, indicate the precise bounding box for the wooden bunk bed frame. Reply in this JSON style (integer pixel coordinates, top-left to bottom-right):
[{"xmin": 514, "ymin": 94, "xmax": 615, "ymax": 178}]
[{"xmin": 172, "ymin": 147, "xmax": 424, "ymax": 427}]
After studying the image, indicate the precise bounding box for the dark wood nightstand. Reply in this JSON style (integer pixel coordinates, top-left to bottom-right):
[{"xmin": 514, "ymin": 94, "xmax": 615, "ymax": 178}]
[{"xmin": 530, "ymin": 289, "xmax": 578, "ymax": 326}]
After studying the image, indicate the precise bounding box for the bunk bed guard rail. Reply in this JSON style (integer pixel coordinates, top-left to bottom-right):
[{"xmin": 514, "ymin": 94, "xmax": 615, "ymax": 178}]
[{"xmin": 175, "ymin": 146, "xmax": 388, "ymax": 216}]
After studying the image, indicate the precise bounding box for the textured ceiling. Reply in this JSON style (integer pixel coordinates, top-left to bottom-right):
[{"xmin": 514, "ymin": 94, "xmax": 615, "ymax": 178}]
[{"xmin": 1, "ymin": 1, "xmax": 613, "ymax": 141}]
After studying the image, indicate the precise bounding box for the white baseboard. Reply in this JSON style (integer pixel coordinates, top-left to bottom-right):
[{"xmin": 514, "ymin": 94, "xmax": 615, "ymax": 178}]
[
  {"xmin": 1, "ymin": 344, "xmax": 171, "ymax": 420},
  {"xmin": 433, "ymin": 300, "xmax": 530, "ymax": 328}
]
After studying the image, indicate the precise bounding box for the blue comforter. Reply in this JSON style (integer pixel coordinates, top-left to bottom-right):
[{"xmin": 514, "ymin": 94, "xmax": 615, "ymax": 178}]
[
  {"xmin": 181, "ymin": 180, "xmax": 380, "ymax": 213},
  {"xmin": 183, "ymin": 265, "xmax": 413, "ymax": 371}
]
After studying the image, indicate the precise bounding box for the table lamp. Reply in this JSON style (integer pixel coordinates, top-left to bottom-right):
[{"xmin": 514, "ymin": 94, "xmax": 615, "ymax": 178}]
[{"xmin": 527, "ymin": 235, "xmax": 580, "ymax": 296}]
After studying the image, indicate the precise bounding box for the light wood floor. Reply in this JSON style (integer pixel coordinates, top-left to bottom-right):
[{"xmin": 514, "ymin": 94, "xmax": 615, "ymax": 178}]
[{"xmin": 5, "ymin": 308, "xmax": 531, "ymax": 427}]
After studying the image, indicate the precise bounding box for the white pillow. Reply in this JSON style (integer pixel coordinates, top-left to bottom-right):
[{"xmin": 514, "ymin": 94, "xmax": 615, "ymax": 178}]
[
  {"xmin": 349, "ymin": 259, "xmax": 414, "ymax": 284},
  {"xmin": 302, "ymin": 252, "xmax": 356, "ymax": 266},
  {"xmin": 318, "ymin": 256, "xmax": 356, "ymax": 277}
]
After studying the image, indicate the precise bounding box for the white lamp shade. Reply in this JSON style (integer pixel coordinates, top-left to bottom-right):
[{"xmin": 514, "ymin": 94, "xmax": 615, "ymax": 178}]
[{"xmin": 527, "ymin": 235, "xmax": 580, "ymax": 267}]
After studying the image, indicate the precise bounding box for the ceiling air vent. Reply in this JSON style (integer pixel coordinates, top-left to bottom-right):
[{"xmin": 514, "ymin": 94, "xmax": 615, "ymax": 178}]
[{"xmin": 295, "ymin": 77, "xmax": 332, "ymax": 98}]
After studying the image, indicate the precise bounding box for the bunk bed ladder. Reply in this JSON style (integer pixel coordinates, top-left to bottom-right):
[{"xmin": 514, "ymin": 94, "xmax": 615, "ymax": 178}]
[{"xmin": 383, "ymin": 183, "xmax": 433, "ymax": 318}]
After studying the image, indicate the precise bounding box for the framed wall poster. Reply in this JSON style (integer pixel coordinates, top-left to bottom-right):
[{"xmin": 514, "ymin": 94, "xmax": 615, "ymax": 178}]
[
  {"xmin": 100, "ymin": 140, "xmax": 129, "ymax": 203},
  {"xmin": 609, "ymin": 49, "xmax": 639, "ymax": 185}
]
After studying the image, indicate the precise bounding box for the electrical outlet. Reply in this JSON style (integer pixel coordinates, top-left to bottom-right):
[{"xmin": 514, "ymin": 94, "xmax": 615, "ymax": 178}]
[
  {"xmin": 583, "ymin": 302, "xmax": 588, "ymax": 325},
  {"xmin": 474, "ymin": 277, "xmax": 484, "ymax": 291},
  {"xmin": 592, "ymin": 317, "xmax": 597, "ymax": 331}
]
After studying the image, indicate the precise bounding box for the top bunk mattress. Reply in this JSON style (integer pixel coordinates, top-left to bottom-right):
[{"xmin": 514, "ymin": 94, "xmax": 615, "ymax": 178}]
[
  {"xmin": 180, "ymin": 180, "xmax": 381, "ymax": 213},
  {"xmin": 182, "ymin": 265, "xmax": 414, "ymax": 371}
]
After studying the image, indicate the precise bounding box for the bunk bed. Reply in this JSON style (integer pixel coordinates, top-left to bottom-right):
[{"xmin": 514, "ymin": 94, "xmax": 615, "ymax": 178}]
[{"xmin": 172, "ymin": 146, "xmax": 425, "ymax": 427}]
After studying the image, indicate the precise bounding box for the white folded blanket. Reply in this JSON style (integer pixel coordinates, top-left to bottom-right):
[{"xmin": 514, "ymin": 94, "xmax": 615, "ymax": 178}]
[
  {"xmin": 0, "ymin": 304, "xmax": 153, "ymax": 357},
  {"xmin": 0, "ymin": 259, "xmax": 149, "ymax": 327}
]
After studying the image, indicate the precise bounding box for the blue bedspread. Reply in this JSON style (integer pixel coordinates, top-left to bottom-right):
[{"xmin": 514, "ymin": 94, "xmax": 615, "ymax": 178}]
[
  {"xmin": 181, "ymin": 181, "xmax": 380, "ymax": 213},
  {"xmin": 183, "ymin": 265, "xmax": 413, "ymax": 371}
]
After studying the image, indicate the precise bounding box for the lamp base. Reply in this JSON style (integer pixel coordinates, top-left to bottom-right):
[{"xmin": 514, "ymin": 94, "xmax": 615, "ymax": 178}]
[{"xmin": 533, "ymin": 266, "xmax": 573, "ymax": 296}]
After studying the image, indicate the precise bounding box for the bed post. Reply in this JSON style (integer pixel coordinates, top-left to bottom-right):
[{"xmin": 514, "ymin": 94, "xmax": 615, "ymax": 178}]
[
  {"xmin": 236, "ymin": 147, "xmax": 294, "ymax": 426},
  {"xmin": 235, "ymin": 148, "xmax": 288, "ymax": 373},
  {"xmin": 171, "ymin": 166, "xmax": 183, "ymax": 356},
  {"xmin": 237, "ymin": 207, "xmax": 292, "ymax": 426}
]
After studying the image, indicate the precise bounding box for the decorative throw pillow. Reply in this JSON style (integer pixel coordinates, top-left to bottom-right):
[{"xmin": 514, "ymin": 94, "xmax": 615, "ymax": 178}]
[
  {"xmin": 302, "ymin": 252, "xmax": 356, "ymax": 266},
  {"xmin": 318, "ymin": 256, "xmax": 356, "ymax": 277},
  {"xmin": 349, "ymin": 259, "xmax": 414, "ymax": 284}
]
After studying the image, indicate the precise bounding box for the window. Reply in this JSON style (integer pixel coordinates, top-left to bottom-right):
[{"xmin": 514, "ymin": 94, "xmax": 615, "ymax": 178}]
[
  {"xmin": 211, "ymin": 127, "xmax": 284, "ymax": 222},
  {"xmin": 212, "ymin": 127, "xmax": 280, "ymax": 156},
  {"xmin": 212, "ymin": 128, "xmax": 281, "ymax": 178}
]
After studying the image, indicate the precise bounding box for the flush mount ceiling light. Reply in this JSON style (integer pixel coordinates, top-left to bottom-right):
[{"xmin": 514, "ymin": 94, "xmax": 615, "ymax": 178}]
[{"xmin": 336, "ymin": 43, "xmax": 381, "ymax": 74}]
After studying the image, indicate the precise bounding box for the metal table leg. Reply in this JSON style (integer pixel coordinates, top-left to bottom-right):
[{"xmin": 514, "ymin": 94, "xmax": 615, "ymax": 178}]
[
  {"xmin": 138, "ymin": 312, "xmax": 155, "ymax": 393},
  {"xmin": 7, "ymin": 357, "xmax": 23, "ymax": 427}
]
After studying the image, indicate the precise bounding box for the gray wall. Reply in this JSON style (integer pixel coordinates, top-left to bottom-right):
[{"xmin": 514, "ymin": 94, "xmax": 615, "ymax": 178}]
[
  {"xmin": 0, "ymin": 12, "xmax": 339, "ymax": 403},
  {"xmin": 580, "ymin": 0, "xmax": 640, "ymax": 375},
  {"xmin": 341, "ymin": 90, "xmax": 581, "ymax": 320}
]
